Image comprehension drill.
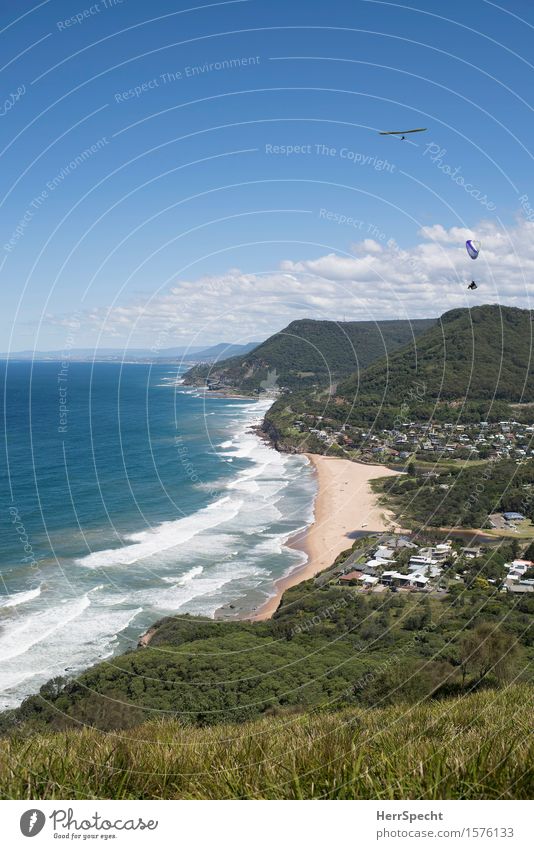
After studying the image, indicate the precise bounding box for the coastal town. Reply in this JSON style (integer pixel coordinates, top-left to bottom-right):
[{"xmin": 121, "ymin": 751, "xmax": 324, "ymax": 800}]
[
  {"xmin": 297, "ymin": 416, "xmax": 534, "ymax": 464},
  {"xmin": 328, "ymin": 534, "xmax": 534, "ymax": 596}
]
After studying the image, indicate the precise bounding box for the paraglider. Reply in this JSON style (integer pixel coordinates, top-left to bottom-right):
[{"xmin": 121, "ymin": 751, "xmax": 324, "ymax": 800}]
[
  {"xmin": 466, "ymin": 239, "xmax": 481, "ymax": 260},
  {"xmin": 379, "ymin": 128, "xmax": 428, "ymax": 141},
  {"xmin": 465, "ymin": 239, "xmax": 481, "ymax": 289}
]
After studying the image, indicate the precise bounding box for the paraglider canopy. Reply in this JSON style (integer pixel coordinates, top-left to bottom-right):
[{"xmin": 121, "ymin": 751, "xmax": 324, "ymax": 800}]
[{"xmin": 466, "ymin": 239, "xmax": 481, "ymax": 260}]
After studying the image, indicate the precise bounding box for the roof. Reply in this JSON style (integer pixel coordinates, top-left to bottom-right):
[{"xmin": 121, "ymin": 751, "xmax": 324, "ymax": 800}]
[
  {"xmin": 365, "ymin": 558, "xmax": 386, "ymax": 569},
  {"xmin": 382, "ymin": 535, "xmax": 417, "ymax": 549},
  {"xmin": 503, "ymin": 512, "xmax": 525, "ymax": 520},
  {"xmin": 375, "ymin": 547, "xmax": 395, "ymax": 559},
  {"xmin": 340, "ymin": 570, "xmax": 364, "ymax": 581}
]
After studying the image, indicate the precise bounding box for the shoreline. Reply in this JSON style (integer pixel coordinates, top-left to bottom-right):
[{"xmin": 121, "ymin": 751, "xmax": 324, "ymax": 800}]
[{"xmin": 248, "ymin": 453, "xmax": 402, "ymax": 621}]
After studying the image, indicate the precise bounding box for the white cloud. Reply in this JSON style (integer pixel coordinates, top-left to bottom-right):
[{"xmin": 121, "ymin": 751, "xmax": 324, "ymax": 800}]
[
  {"xmin": 418, "ymin": 224, "xmax": 473, "ymax": 243},
  {"xmin": 46, "ymin": 218, "xmax": 534, "ymax": 348}
]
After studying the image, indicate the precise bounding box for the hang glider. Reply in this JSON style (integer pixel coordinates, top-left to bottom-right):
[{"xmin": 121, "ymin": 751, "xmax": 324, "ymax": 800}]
[{"xmin": 379, "ymin": 128, "xmax": 428, "ymax": 140}]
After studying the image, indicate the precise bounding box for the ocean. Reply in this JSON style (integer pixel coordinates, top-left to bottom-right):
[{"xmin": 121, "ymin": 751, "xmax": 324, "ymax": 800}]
[{"xmin": 0, "ymin": 361, "xmax": 315, "ymax": 710}]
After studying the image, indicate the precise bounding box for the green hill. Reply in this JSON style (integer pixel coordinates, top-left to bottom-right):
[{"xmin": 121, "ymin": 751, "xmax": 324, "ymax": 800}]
[
  {"xmin": 183, "ymin": 318, "xmax": 436, "ymax": 392},
  {"xmin": 0, "ymin": 685, "xmax": 532, "ymax": 799},
  {"xmin": 263, "ymin": 305, "xmax": 534, "ymax": 443},
  {"xmin": 336, "ymin": 305, "xmax": 534, "ymax": 425}
]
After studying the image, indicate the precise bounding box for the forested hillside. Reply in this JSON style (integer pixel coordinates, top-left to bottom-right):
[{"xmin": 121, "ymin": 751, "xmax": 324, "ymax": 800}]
[
  {"xmin": 336, "ymin": 305, "xmax": 534, "ymax": 424},
  {"xmin": 379, "ymin": 459, "xmax": 534, "ymax": 530},
  {"xmin": 183, "ymin": 318, "xmax": 435, "ymax": 392},
  {"xmin": 262, "ymin": 305, "xmax": 534, "ymax": 447}
]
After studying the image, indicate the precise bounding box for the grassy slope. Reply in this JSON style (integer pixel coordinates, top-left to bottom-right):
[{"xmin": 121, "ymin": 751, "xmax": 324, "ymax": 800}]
[
  {"xmin": 3, "ymin": 555, "xmax": 533, "ymax": 734},
  {"xmin": 1, "ymin": 685, "xmax": 531, "ymax": 799},
  {"xmin": 183, "ymin": 318, "xmax": 436, "ymax": 392}
]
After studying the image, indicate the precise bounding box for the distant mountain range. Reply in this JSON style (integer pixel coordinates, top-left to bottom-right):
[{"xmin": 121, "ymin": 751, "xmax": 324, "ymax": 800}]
[
  {"xmin": 1, "ymin": 341, "xmax": 259, "ymax": 363},
  {"xmin": 190, "ymin": 341, "xmax": 259, "ymax": 362},
  {"xmin": 183, "ymin": 318, "xmax": 436, "ymax": 391}
]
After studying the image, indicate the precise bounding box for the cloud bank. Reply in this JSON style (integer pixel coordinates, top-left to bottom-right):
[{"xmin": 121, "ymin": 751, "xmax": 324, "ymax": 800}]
[{"xmin": 48, "ymin": 218, "xmax": 534, "ymax": 348}]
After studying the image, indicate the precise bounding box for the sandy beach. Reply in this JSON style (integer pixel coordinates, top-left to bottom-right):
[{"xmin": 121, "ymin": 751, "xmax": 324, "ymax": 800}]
[{"xmin": 250, "ymin": 454, "xmax": 401, "ymax": 621}]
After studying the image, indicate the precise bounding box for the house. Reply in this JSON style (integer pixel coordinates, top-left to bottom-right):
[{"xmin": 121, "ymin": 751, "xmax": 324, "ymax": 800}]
[
  {"xmin": 503, "ymin": 512, "xmax": 525, "ymax": 522},
  {"xmin": 431, "ymin": 543, "xmax": 454, "ymax": 562},
  {"xmin": 362, "ymin": 558, "xmax": 386, "ymax": 574},
  {"xmin": 408, "ymin": 557, "xmax": 442, "ymax": 579},
  {"xmin": 381, "ymin": 570, "xmax": 429, "ymax": 589},
  {"xmin": 505, "ymin": 559, "xmax": 533, "ymax": 581},
  {"xmin": 339, "ymin": 570, "xmax": 364, "ymax": 585},
  {"xmin": 409, "ymin": 555, "xmax": 437, "ymax": 571},
  {"xmin": 381, "ymin": 570, "xmax": 396, "ymax": 584},
  {"xmin": 388, "ymin": 536, "xmax": 417, "ymax": 550},
  {"xmin": 461, "ymin": 547, "xmax": 481, "ymax": 559},
  {"xmin": 409, "ymin": 572, "xmax": 430, "ymax": 588},
  {"xmin": 374, "ymin": 546, "xmax": 396, "ymax": 561},
  {"xmin": 361, "ymin": 575, "xmax": 379, "ymax": 587},
  {"xmin": 381, "ymin": 570, "xmax": 409, "ymax": 587}
]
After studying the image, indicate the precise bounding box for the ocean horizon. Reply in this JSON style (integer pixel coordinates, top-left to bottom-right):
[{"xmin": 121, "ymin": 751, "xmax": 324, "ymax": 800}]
[{"xmin": 0, "ymin": 361, "xmax": 315, "ymax": 710}]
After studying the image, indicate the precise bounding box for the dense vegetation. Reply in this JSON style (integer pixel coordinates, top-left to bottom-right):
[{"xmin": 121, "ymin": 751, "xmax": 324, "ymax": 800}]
[
  {"xmin": 183, "ymin": 318, "xmax": 435, "ymax": 392},
  {"xmin": 379, "ymin": 459, "xmax": 534, "ymax": 530},
  {"xmin": 335, "ymin": 305, "xmax": 534, "ymax": 426},
  {"xmin": 2, "ymin": 541, "xmax": 532, "ymax": 735},
  {"xmin": 1, "ymin": 685, "xmax": 531, "ymax": 799}
]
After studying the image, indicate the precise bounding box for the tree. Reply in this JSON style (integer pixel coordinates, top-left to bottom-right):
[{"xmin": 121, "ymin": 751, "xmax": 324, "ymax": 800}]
[
  {"xmin": 459, "ymin": 624, "xmax": 519, "ymax": 686},
  {"xmin": 509, "ymin": 539, "xmax": 520, "ymax": 558},
  {"xmin": 394, "ymin": 548, "xmax": 412, "ymax": 572}
]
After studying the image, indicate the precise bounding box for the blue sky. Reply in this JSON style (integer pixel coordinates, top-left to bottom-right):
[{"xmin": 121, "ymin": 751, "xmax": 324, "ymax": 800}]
[{"xmin": 1, "ymin": 0, "xmax": 534, "ymax": 351}]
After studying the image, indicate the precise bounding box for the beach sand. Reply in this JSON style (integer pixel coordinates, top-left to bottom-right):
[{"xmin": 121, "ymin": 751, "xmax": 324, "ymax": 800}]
[{"xmin": 249, "ymin": 454, "xmax": 402, "ymax": 621}]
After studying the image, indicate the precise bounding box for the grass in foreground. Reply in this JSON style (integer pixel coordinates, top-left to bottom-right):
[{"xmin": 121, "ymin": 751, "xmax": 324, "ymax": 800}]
[{"xmin": 0, "ymin": 685, "xmax": 532, "ymax": 800}]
